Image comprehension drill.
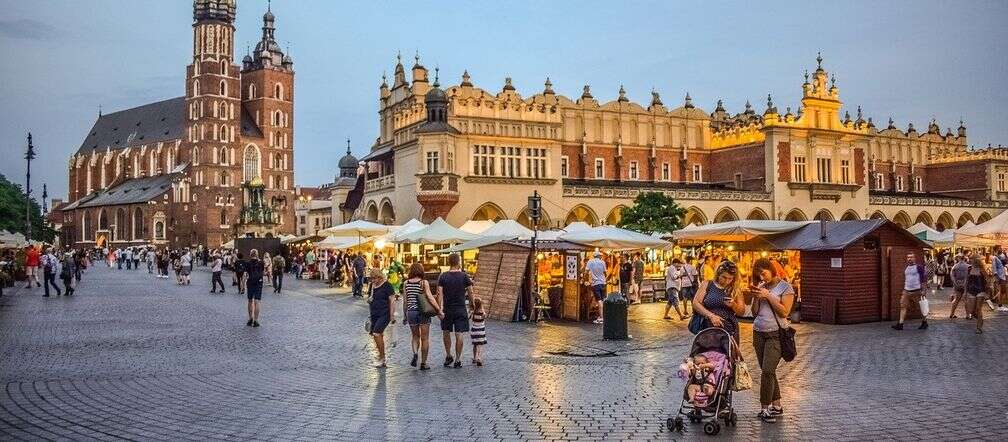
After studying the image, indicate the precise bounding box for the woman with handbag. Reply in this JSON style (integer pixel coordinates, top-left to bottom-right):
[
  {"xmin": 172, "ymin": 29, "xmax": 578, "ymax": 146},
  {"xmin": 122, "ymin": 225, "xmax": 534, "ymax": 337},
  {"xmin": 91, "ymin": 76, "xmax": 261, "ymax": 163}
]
[
  {"xmin": 691, "ymin": 260, "xmax": 747, "ymax": 344},
  {"xmin": 750, "ymin": 258, "xmax": 796, "ymax": 423},
  {"xmin": 402, "ymin": 262, "xmax": 444, "ymax": 370}
]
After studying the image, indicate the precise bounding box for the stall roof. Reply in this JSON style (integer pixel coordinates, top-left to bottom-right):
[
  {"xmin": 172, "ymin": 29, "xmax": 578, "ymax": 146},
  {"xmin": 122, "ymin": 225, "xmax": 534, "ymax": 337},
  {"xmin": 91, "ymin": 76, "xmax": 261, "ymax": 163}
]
[{"xmin": 738, "ymin": 219, "xmax": 932, "ymax": 251}]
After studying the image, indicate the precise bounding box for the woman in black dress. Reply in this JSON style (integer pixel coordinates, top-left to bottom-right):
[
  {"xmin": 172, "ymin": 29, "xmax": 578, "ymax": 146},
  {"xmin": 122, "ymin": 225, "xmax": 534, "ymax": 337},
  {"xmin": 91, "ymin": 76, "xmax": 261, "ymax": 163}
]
[{"xmin": 368, "ymin": 268, "xmax": 395, "ymax": 368}]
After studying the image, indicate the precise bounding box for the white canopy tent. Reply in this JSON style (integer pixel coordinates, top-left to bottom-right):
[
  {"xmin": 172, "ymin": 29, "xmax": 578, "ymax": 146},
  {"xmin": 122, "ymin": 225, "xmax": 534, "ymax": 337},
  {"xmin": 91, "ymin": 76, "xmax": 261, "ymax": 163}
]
[
  {"xmin": 672, "ymin": 220, "xmax": 813, "ymax": 242},
  {"xmin": 459, "ymin": 220, "xmax": 496, "ymax": 235},
  {"xmin": 560, "ymin": 225, "xmax": 671, "ymax": 250},
  {"xmin": 393, "ymin": 217, "xmax": 479, "ymax": 245},
  {"xmin": 386, "ymin": 218, "xmax": 427, "ymax": 242},
  {"xmin": 955, "ymin": 210, "xmax": 1008, "ymax": 246},
  {"xmin": 479, "ymin": 219, "xmax": 535, "ymax": 240}
]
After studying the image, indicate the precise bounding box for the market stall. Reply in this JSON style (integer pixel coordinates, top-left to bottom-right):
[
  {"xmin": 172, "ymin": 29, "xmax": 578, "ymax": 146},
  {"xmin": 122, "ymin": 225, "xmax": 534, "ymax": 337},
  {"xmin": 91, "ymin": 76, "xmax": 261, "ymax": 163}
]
[{"xmin": 738, "ymin": 219, "xmax": 930, "ymax": 324}]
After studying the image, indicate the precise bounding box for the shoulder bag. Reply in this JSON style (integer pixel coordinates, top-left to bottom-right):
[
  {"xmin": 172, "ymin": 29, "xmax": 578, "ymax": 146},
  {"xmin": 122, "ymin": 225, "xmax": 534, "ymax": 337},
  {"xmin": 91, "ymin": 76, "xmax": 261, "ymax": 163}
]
[
  {"xmin": 770, "ymin": 300, "xmax": 797, "ymax": 362},
  {"xmin": 417, "ymin": 280, "xmax": 438, "ymax": 317}
]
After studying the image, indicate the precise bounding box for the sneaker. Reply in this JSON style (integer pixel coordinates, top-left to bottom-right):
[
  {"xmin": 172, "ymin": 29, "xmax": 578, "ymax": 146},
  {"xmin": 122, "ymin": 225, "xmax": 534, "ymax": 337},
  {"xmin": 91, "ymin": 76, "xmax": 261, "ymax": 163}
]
[
  {"xmin": 918, "ymin": 320, "xmax": 928, "ymax": 330},
  {"xmin": 443, "ymin": 356, "xmax": 454, "ymax": 367},
  {"xmin": 769, "ymin": 405, "xmax": 784, "ymax": 416},
  {"xmin": 758, "ymin": 409, "xmax": 777, "ymax": 423},
  {"xmin": 891, "ymin": 323, "xmax": 903, "ymax": 330}
]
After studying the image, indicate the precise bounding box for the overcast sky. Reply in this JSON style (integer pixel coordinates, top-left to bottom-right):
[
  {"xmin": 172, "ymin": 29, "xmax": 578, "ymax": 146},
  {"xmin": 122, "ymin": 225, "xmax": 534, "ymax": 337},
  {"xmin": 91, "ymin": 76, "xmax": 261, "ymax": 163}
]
[{"xmin": 2, "ymin": 0, "xmax": 1007, "ymax": 201}]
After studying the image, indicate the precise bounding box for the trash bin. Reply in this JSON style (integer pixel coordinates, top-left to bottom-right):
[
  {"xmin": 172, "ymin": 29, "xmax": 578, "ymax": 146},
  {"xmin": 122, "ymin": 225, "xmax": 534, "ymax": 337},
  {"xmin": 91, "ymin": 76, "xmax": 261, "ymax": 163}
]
[{"xmin": 603, "ymin": 293, "xmax": 629, "ymax": 340}]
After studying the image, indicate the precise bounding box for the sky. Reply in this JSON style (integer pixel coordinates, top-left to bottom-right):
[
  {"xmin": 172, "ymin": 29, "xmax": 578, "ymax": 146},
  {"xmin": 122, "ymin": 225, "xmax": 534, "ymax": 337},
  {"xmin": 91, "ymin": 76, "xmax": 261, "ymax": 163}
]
[{"xmin": 2, "ymin": 0, "xmax": 1007, "ymax": 202}]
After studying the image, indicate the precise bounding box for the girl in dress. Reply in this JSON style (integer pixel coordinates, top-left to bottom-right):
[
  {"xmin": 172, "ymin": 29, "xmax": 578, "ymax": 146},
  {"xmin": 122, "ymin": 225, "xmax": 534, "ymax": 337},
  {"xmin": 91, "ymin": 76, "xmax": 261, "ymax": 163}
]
[{"xmin": 470, "ymin": 297, "xmax": 487, "ymax": 366}]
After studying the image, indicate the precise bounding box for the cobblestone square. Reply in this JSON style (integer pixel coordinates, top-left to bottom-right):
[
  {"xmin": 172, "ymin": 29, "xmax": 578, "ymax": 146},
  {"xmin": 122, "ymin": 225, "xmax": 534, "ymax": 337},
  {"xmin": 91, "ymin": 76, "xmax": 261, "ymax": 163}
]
[{"xmin": 2, "ymin": 265, "xmax": 1007, "ymax": 441}]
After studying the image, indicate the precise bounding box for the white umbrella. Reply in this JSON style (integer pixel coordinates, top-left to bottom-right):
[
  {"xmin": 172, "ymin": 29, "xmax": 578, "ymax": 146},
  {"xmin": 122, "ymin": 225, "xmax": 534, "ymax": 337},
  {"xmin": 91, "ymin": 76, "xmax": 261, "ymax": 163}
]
[
  {"xmin": 393, "ymin": 217, "xmax": 479, "ymax": 245},
  {"xmin": 479, "ymin": 219, "xmax": 535, "ymax": 240},
  {"xmin": 560, "ymin": 225, "xmax": 671, "ymax": 250},
  {"xmin": 459, "ymin": 219, "xmax": 496, "ymax": 235},
  {"xmin": 672, "ymin": 220, "xmax": 813, "ymax": 242}
]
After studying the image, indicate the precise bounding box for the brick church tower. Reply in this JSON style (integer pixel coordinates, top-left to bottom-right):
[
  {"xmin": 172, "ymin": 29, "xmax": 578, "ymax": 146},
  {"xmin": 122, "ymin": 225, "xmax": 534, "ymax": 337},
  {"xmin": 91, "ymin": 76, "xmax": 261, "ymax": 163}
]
[{"xmin": 241, "ymin": 4, "xmax": 295, "ymax": 229}]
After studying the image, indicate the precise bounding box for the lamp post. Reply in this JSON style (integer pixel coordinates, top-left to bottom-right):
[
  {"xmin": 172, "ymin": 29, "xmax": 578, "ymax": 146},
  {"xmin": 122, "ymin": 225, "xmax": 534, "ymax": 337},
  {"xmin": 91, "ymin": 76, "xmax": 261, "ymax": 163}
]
[
  {"xmin": 24, "ymin": 132, "xmax": 36, "ymax": 242},
  {"xmin": 528, "ymin": 190, "xmax": 542, "ymax": 321}
]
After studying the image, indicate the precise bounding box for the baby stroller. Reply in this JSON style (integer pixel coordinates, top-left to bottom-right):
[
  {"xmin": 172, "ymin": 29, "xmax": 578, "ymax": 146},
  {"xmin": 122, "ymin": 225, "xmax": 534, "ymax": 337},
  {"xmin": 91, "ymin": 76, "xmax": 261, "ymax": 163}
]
[{"xmin": 667, "ymin": 327, "xmax": 739, "ymax": 436}]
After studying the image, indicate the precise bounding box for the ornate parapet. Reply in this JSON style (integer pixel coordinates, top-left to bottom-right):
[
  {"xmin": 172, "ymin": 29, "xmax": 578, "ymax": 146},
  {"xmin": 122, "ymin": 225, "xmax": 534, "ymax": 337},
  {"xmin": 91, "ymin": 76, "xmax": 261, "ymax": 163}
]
[
  {"xmin": 869, "ymin": 193, "xmax": 1006, "ymax": 209},
  {"xmin": 562, "ymin": 182, "xmax": 771, "ymax": 202}
]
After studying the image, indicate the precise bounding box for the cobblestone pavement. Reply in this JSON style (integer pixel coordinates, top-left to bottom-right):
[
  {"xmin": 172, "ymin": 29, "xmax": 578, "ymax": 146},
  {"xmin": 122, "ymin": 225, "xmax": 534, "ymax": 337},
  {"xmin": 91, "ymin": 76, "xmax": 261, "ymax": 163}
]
[{"xmin": 2, "ymin": 264, "xmax": 1007, "ymax": 441}]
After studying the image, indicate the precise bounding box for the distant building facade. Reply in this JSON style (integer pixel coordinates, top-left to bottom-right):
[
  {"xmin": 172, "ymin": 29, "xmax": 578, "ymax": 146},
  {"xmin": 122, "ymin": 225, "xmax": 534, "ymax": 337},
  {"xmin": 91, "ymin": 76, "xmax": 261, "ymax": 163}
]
[
  {"xmin": 60, "ymin": 0, "xmax": 296, "ymax": 248},
  {"xmin": 357, "ymin": 54, "xmax": 1006, "ymax": 230}
]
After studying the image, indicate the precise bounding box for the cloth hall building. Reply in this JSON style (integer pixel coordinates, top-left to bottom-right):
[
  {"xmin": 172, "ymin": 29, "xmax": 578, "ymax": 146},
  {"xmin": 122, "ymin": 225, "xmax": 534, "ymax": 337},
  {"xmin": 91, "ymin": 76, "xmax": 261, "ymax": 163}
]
[
  {"xmin": 60, "ymin": 0, "xmax": 296, "ymax": 248},
  {"xmin": 355, "ymin": 54, "xmax": 1007, "ymax": 230}
]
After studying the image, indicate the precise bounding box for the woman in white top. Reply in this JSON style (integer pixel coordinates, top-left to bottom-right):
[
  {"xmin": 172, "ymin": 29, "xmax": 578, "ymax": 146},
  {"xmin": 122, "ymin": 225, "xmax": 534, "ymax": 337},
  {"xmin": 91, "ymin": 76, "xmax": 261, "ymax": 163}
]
[{"xmin": 750, "ymin": 257, "xmax": 795, "ymax": 424}]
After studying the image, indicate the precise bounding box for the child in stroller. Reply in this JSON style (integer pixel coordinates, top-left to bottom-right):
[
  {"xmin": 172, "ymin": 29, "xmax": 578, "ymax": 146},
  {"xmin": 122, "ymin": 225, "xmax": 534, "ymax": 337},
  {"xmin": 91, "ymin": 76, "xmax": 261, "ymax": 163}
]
[{"xmin": 668, "ymin": 327, "xmax": 739, "ymax": 436}]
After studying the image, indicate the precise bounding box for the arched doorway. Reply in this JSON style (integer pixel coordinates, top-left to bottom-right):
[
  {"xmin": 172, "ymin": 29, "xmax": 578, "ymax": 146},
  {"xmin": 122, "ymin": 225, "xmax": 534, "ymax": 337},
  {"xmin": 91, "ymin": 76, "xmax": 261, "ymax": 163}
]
[
  {"xmin": 365, "ymin": 202, "xmax": 379, "ymax": 222},
  {"xmin": 564, "ymin": 204, "xmax": 599, "ymax": 226},
  {"xmin": 471, "ymin": 202, "xmax": 507, "ymax": 222},
  {"xmin": 956, "ymin": 212, "xmax": 974, "ymax": 229},
  {"xmin": 516, "ymin": 206, "xmax": 552, "ymax": 230},
  {"xmin": 605, "ymin": 205, "xmax": 627, "ymax": 226},
  {"xmin": 892, "ymin": 211, "xmax": 912, "ymax": 229},
  {"xmin": 840, "ymin": 210, "xmax": 859, "ymax": 221},
  {"xmin": 378, "ymin": 199, "xmax": 395, "ymax": 225},
  {"xmin": 683, "ymin": 207, "xmax": 707, "ymax": 226},
  {"xmin": 785, "ymin": 209, "xmax": 807, "ymax": 222},
  {"xmin": 713, "ymin": 207, "xmax": 739, "ymax": 223},
  {"xmin": 936, "ymin": 212, "xmax": 955, "ymax": 231},
  {"xmin": 914, "ymin": 212, "xmax": 933, "ymax": 228},
  {"xmin": 746, "ymin": 208, "xmax": 769, "ymax": 220},
  {"xmin": 813, "ymin": 209, "xmax": 834, "ymax": 222}
]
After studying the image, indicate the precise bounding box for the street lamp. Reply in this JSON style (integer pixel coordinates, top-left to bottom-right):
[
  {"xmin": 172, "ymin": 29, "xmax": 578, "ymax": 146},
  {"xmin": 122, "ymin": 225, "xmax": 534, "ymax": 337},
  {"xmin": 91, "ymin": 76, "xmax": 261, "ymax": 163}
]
[{"xmin": 24, "ymin": 132, "xmax": 36, "ymax": 242}]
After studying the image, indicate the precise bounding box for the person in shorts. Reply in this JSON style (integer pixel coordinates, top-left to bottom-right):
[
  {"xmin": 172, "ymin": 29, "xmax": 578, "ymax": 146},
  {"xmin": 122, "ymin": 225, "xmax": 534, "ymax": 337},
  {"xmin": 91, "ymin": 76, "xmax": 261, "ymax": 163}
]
[
  {"xmin": 892, "ymin": 252, "xmax": 928, "ymax": 330},
  {"xmin": 437, "ymin": 253, "xmax": 473, "ymax": 368},
  {"xmin": 585, "ymin": 251, "xmax": 608, "ymax": 324}
]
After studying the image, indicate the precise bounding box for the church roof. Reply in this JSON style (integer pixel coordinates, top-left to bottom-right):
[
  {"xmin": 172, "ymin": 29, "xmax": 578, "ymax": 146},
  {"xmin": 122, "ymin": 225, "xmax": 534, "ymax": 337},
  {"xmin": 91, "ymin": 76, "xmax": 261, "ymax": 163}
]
[
  {"xmin": 77, "ymin": 97, "xmax": 186, "ymax": 154},
  {"xmin": 62, "ymin": 171, "xmax": 184, "ymax": 210}
]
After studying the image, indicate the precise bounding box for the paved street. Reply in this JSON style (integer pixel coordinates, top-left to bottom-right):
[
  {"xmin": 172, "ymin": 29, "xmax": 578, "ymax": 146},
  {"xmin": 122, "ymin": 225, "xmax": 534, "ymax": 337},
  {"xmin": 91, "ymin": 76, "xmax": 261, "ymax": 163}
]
[{"xmin": 2, "ymin": 264, "xmax": 1007, "ymax": 441}]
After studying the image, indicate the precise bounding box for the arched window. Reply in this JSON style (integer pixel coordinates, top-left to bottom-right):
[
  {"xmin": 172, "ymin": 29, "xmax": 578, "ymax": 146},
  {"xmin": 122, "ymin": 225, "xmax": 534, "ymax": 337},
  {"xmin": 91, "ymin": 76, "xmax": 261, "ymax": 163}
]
[
  {"xmin": 219, "ymin": 80, "xmax": 227, "ymax": 96},
  {"xmin": 247, "ymin": 84, "xmax": 256, "ymax": 99},
  {"xmin": 274, "ymin": 83, "xmax": 283, "ymax": 100},
  {"xmin": 243, "ymin": 145, "xmax": 261, "ymax": 182}
]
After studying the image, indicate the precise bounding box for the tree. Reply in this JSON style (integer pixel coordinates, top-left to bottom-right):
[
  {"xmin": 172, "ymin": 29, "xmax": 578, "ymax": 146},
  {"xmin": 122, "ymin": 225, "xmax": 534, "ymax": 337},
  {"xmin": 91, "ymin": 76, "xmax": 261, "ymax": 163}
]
[
  {"xmin": 617, "ymin": 191, "xmax": 686, "ymax": 234},
  {"xmin": 0, "ymin": 174, "xmax": 56, "ymax": 243}
]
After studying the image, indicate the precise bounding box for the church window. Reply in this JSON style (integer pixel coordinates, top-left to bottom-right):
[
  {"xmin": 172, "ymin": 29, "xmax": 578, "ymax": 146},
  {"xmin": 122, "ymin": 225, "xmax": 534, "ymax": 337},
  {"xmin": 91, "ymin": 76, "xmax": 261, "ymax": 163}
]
[{"xmin": 243, "ymin": 145, "xmax": 261, "ymax": 182}]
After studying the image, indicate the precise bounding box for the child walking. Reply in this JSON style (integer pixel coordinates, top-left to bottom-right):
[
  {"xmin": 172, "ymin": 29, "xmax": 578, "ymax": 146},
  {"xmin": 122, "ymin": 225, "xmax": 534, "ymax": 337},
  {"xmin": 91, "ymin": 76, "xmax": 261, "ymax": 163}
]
[{"xmin": 470, "ymin": 297, "xmax": 487, "ymax": 366}]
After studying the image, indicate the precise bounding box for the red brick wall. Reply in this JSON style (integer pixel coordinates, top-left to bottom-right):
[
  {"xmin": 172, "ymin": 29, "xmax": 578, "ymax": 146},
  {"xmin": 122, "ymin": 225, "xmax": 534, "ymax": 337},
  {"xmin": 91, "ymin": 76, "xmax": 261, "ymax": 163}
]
[
  {"xmin": 922, "ymin": 161, "xmax": 989, "ymax": 199},
  {"xmin": 777, "ymin": 142, "xmax": 791, "ymax": 182},
  {"xmin": 707, "ymin": 143, "xmax": 764, "ymax": 189}
]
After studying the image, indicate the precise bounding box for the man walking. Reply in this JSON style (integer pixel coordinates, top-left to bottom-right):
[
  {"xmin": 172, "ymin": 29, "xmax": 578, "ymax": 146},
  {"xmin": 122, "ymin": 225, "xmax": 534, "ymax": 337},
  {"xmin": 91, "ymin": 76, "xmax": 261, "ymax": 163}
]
[
  {"xmin": 24, "ymin": 245, "xmax": 41, "ymax": 289},
  {"xmin": 437, "ymin": 253, "xmax": 473, "ymax": 368},
  {"xmin": 893, "ymin": 252, "xmax": 928, "ymax": 330},
  {"xmin": 585, "ymin": 251, "xmax": 608, "ymax": 325},
  {"xmin": 210, "ymin": 253, "xmax": 225, "ymax": 293},
  {"xmin": 272, "ymin": 253, "xmax": 286, "ymax": 293},
  {"xmin": 352, "ymin": 253, "xmax": 366, "ymax": 298},
  {"xmin": 41, "ymin": 247, "xmax": 62, "ymax": 297}
]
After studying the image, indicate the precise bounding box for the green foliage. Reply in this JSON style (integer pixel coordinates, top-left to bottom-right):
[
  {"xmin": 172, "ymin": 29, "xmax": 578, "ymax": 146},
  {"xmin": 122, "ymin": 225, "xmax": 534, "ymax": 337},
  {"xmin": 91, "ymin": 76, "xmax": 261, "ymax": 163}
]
[
  {"xmin": 0, "ymin": 174, "xmax": 56, "ymax": 243},
  {"xmin": 616, "ymin": 191, "xmax": 685, "ymax": 234}
]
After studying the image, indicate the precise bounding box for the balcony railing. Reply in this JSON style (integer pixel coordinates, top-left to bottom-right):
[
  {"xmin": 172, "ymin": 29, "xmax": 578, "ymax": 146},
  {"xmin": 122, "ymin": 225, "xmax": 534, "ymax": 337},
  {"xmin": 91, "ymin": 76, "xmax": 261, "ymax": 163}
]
[
  {"xmin": 416, "ymin": 173, "xmax": 459, "ymax": 194},
  {"xmin": 365, "ymin": 174, "xmax": 395, "ymax": 193}
]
